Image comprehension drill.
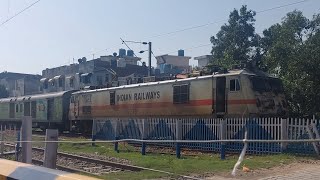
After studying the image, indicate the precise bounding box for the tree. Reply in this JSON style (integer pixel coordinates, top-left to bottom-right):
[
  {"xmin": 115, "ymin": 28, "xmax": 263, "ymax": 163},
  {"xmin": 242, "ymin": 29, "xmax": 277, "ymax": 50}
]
[
  {"xmin": 0, "ymin": 85, "xmax": 9, "ymax": 98},
  {"xmin": 261, "ymin": 10, "xmax": 320, "ymax": 116},
  {"xmin": 210, "ymin": 5, "xmax": 261, "ymax": 69}
]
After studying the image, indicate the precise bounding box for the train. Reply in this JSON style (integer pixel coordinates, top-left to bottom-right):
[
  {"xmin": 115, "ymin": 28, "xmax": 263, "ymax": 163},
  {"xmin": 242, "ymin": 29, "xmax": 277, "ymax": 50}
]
[{"xmin": 0, "ymin": 68, "xmax": 288, "ymax": 132}]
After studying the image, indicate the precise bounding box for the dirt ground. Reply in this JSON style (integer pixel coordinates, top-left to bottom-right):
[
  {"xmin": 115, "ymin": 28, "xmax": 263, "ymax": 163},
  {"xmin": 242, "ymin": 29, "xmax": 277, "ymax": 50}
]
[{"xmin": 203, "ymin": 159, "xmax": 320, "ymax": 180}]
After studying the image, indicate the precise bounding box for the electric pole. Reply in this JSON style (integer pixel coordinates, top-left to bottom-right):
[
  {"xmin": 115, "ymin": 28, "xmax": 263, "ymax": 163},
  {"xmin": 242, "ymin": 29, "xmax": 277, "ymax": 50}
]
[{"xmin": 148, "ymin": 42, "xmax": 152, "ymax": 77}]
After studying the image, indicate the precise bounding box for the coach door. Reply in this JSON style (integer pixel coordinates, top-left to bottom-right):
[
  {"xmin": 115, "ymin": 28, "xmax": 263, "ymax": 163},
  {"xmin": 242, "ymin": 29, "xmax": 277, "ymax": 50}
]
[
  {"xmin": 9, "ymin": 103, "xmax": 15, "ymax": 118},
  {"xmin": 47, "ymin": 98, "xmax": 54, "ymax": 121},
  {"xmin": 216, "ymin": 77, "xmax": 226, "ymax": 114}
]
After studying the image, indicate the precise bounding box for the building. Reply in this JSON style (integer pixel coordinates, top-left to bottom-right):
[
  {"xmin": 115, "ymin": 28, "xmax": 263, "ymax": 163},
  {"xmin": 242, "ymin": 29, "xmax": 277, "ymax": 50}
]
[
  {"xmin": 194, "ymin": 55, "xmax": 213, "ymax": 68},
  {"xmin": 0, "ymin": 72, "xmax": 41, "ymax": 97},
  {"xmin": 41, "ymin": 49, "xmax": 147, "ymax": 93},
  {"xmin": 155, "ymin": 50, "xmax": 192, "ymax": 75}
]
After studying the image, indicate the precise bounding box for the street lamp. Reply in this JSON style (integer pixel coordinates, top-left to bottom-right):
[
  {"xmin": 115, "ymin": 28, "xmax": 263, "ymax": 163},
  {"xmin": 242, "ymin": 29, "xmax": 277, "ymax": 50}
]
[
  {"xmin": 141, "ymin": 42, "xmax": 152, "ymax": 77},
  {"xmin": 121, "ymin": 39, "xmax": 152, "ymax": 77}
]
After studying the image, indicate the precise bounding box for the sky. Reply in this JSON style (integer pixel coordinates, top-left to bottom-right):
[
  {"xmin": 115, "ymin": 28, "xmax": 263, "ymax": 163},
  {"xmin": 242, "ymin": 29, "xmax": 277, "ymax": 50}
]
[{"xmin": 0, "ymin": 0, "xmax": 319, "ymax": 75}]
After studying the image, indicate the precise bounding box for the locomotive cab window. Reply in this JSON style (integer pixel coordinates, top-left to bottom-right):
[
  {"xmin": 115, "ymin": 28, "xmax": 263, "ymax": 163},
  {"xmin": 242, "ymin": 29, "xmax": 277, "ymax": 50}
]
[
  {"xmin": 110, "ymin": 91, "xmax": 115, "ymax": 105},
  {"xmin": 82, "ymin": 106, "xmax": 91, "ymax": 114},
  {"xmin": 230, "ymin": 79, "xmax": 240, "ymax": 92},
  {"xmin": 173, "ymin": 84, "xmax": 190, "ymax": 104}
]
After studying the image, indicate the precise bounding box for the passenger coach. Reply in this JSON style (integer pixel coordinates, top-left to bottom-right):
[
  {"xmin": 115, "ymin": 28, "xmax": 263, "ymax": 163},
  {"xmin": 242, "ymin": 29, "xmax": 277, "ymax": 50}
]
[{"xmin": 0, "ymin": 91, "xmax": 74, "ymax": 130}]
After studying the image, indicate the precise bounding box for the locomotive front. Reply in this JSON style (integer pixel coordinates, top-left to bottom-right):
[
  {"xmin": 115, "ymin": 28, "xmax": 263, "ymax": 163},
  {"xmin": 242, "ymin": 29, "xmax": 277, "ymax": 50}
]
[{"xmin": 249, "ymin": 75, "xmax": 288, "ymax": 117}]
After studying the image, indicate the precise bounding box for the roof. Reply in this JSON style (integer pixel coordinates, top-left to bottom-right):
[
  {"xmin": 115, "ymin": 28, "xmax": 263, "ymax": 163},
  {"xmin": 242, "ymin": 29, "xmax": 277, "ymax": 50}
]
[
  {"xmin": 0, "ymin": 72, "xmax": 41, "ymax": 80},
  {"xmin": 73, "ymin": 69, "xmax": 265, "ymax": 95},
  {"xmin": 0, "ymin": 91, "xmax": 72, "ymax": 103},
  {"xmin": 194, "ymin": 55, "xmax": 213, "ymax": 60}
]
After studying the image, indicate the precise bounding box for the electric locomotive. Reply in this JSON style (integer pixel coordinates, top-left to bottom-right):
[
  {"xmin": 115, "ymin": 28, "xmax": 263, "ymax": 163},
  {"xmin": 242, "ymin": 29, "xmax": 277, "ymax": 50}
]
[{"xmin": 69, "ymin": 68, "xmax": 288, "ymax": 132}]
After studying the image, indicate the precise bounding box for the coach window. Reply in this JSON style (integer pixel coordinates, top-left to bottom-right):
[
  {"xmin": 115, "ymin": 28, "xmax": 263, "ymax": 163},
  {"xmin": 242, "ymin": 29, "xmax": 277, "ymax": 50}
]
[
  {"xmin": 110, "ymin": 91, "xmax": 115, "ymax": 105},
  {"xmin": 230, "ymin": 79, "xmax": 240, "ymax": 92},
  {"xmin": 173, "ymin": 84, "xmax": 190, "ymax": 104},
  {"xmin": 31, "ymin": 101, "xmax": 37, "ymax": 118},
  {"xmin": 16, "ymin": 104, "xmax": 19, "ymax": 113}
]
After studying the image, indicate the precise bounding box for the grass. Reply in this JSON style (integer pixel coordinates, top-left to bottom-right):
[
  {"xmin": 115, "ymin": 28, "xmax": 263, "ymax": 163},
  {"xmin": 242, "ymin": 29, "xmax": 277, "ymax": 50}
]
[
  {"xmin": 57, "ymin": 142, "xmax": 312, "ymax": 180},
  {"xmin": 2, "ymin": 134, "xmax": 316, "ymax": 179}
]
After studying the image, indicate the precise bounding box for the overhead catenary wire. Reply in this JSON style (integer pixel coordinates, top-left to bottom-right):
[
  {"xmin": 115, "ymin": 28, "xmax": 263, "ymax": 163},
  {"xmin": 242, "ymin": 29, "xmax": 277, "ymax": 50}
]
[
  {"xmin": 120, "ymin": 38, "xmax": 139, "ymax": 58},
  {"xmin": 152, "ymin": 0, "xmax": 309, "ymax": 57},
  {"xmin": 161, "ymin": 43, "xmax": 212, "ymax": 56},
  {"xmin": 0, "ymin": 0, "xmax": 41, "ymax": 28},
  {"xmin": 53, "ymin": 0, "xmax": 310, "ymax": 68},
  {"xmin": 147, "ymin": 0, "xmax": 309, "ymax": 39}
]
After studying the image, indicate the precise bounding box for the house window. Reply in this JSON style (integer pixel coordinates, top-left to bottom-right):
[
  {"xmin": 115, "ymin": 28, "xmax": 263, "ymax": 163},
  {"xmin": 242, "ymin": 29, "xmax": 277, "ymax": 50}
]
[
  {"xmin": 59, "ymin": 78, "xmax": 63, "ymax": 87},
  {"xmin": 230, "ymin": 79, "xmax": 240, "ymax": 91},
  {"xmin": 173, "ymin": 84, "xmax": 190, "ymax": 104},
  {"xmin": 80, "ymin": 73, "xmax": 92, "ymax": 84},
  {"xmin": 105, "ymin": 74, "xmax": 109, "ymax": 83},
  {"xmin": 110, "ymin": 92, "xmax": 115, "ymax": 105},
  {"xmin": 81, "ymin": 76, "xmax": 91, "ymax": 84},
  {"xmin": 43, "ymin": 81, "xmax": 48, "ymax": 89},
  {"xmin": 97, "ymin": 76, "xmax": 103, "ymax": 86},
  {"xmin": 70, "ymin": 78, "xmax": 74, "ymax": 88}
]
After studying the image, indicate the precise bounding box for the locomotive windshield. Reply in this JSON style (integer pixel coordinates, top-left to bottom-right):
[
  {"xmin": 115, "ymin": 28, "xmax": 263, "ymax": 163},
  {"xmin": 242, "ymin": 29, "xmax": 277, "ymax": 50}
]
[{"xmin": 250, "ymin": 76, "xmax": 284, "ymax": 93}]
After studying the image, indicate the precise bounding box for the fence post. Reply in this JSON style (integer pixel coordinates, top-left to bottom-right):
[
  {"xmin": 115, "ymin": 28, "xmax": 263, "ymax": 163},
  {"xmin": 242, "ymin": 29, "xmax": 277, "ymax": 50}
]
[
  {"xmin": 281, "ymin": 118, "xmax": 288, "ymax": 152},
  {"xmin": 114, "ymin": 119, "xmax": 119, "ymax": 153},
  {"xmin": 141, "ymin": 119, "xmax": 149, "ymax": 155},
  {"xmin": 21, "ymin": 116, "xmax": 32, "ymax": 164},
  {"xmin": 176, "ymin": 119, "xmax": 182, "ymax": 159},
  {"xmin": 15, "ymin": 130, "xmax": 20, "ymax": 161},
  {"xmin": 91, "ymin": 120, "xmax": 96, "ymax": 146},
  {"xmin": 220, "ymin": 120, "xmax": 227, "ymax": 160},
  {"xmin": 0, "ymin": 124, "xmax": 3, "ymax": 156},
  {"xmin": 43, "ymin": 129, "xmax": 58, "ymax": 169}
]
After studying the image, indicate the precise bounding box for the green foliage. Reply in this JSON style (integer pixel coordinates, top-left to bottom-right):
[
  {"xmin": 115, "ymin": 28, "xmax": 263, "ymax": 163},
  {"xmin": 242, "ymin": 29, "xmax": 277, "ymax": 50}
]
[
  {"xmin": 0, "ymin": 85, "xmax": 9, "ymax": 98},
  {"xmin": 261, "ymin": 10, "xmax": 320, "ymax": 116},
  {"xmin": 211, "ymin": 5, "xmax": 320, "ymax": 116},
  {"xmin": 58, "ymin": 142, "xmax": 306, "ymax": 180},
  {"xmin": 210, "ymin": 5, "xmax": 262, "ymax": 69}
]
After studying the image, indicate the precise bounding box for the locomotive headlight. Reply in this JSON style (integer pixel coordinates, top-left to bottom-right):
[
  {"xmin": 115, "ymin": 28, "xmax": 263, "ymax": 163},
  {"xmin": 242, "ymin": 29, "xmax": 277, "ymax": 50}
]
[{"xmin": 281, "ymin": 100, "xmax": 287, "ymax": 108}]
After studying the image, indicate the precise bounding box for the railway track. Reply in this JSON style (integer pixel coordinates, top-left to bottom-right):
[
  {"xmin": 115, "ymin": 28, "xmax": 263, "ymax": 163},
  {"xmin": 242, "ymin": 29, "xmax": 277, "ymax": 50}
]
[{"xmin": 3, "ymin": 144, "xmax": 142, "ymax": 176}]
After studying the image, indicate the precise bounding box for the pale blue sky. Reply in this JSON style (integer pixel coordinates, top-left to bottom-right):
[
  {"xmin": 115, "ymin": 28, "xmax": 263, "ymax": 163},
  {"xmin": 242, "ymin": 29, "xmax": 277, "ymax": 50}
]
[{"xmin": 0, "ymin": 0, "xmax": 319, "ymax": 74}]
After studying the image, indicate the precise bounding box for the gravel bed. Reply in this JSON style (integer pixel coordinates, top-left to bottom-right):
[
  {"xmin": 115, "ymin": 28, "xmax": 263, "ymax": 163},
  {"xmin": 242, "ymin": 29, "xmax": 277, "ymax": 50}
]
[
  {"xmin": 74, "ymin": 152, "xmax": 132, "ymax": 165},
  {"xmin": 1, "ymin": 145, "xmax": 16, "ymax": 152},
  {"xmin": 32, "ymin": 151, "xmax": 128, "ymax": 175}
]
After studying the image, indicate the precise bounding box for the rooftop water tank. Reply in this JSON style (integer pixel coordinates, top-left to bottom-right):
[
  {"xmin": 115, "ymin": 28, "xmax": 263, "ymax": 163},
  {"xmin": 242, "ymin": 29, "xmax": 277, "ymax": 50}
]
[
  {"xmin": 127, "ymin": 50, "xmax": 134, "ymax": 57},
  {"xmin": 178, "ymin": 49, "xmax": 184, "ymax": 56},
  {"xmin": 119, "ymin": 49, "xmax": 126, "ymax": 57}
]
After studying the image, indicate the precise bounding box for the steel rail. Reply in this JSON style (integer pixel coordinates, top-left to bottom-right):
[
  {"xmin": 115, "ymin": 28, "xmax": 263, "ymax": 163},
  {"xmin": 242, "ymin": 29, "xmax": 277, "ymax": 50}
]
[
  {"xmin": 32, "ymin": 147, "xmax": 142, "ymax": 171},
  {"xmin": 31, "ymin": 159, "xmax": 95, "ymax": 175},
  {"xmin": 4, "ymin": 143, "xmax": 201, "ymax": 179},
  {"xmin": 4, "ymin": 143, "xmax": 142, "ymax": 171}
]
